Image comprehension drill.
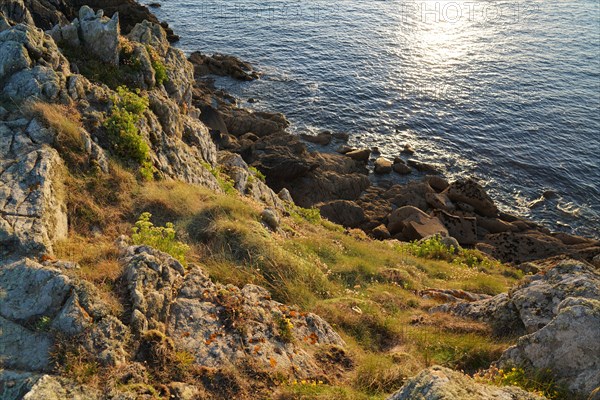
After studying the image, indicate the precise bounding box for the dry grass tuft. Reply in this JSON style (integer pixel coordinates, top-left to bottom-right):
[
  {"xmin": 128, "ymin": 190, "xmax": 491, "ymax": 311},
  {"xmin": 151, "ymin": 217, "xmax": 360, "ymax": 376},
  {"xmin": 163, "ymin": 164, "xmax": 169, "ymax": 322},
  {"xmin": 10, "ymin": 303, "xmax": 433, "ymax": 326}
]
[
  {"xmin": 65, "ymin": 161, "xmax": 137, "ymax": 237},
  {"xmin": 24, "ymin": 101, "xmax": 86, "ymax": 167}
]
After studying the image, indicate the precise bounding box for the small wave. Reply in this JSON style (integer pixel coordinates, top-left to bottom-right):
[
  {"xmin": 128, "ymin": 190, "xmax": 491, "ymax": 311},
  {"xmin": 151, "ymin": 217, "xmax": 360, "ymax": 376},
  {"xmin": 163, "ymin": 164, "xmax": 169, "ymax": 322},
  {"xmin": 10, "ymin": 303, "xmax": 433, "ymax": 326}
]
[{"xmin": 557, "ymin": 201, "xmax": 581, "ymax": 217}]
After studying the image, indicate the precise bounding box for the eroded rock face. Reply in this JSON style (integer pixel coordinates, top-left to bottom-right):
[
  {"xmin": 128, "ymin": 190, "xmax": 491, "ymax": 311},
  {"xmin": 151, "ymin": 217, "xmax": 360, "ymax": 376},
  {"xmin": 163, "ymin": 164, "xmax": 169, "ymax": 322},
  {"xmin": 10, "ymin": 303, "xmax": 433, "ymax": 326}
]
[
  {"xmin": 0, "ymin": 315, "xmax": 53, "ymax": 371},
  {"xmin": 0, "ymin": 0, "xmax": 35, "ymax": 26},
  {"xmin": 0, "ymin": 258, "xmax": 129, "ymax": 371},
  {"xmin": 69, "ymin": 0, "xmax": 179, "ymax": 42},
  {"xmin": 0, "ymin": 121, "xmax": 67, "ymax": 256},
  {"xmin": 127, "ymin": 19, "xmax": 169, "ymax": 56},
  {"xmin": 435, "ymin": 259, "xmax": 600, "ymax": 396},
  {"xmin": 0, "ymin": 23, "xmax": 70, "ymax": 102},
  {"xmin": 387, "ymin": 366, "xmax": 545, "ymax": 400},
  {"xmin": 499, "ymin": 297, "xmax": 600, "ymax": 396},
  {"xmin": 122, "ymin": 245, "xmax": 347, "ymax": 379},
  {"xmin": 218, "ymin": 151, "xmax": 284, "ymax": 209}
]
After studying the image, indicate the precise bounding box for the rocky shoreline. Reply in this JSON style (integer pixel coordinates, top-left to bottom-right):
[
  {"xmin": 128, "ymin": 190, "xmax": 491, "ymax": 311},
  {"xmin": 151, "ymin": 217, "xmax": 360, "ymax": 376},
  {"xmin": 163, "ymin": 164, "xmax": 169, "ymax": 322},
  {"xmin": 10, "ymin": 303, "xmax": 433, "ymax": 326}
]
[
  {"xmin": 185, "ymin": 47, "xmax": 600, "ymax": 268},
  {"xmin": 1, "ymin": 1, "xmax": 599, "ymax": 399}
]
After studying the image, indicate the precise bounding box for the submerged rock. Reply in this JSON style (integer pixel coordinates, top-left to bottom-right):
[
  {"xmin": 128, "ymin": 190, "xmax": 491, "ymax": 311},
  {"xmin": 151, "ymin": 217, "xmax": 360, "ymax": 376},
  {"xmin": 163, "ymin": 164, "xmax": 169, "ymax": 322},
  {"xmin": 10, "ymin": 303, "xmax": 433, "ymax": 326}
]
[
  {"xmin": 189, "ymin": 51, "xmax": 259, "ymax": 81},
  {"xmin": 374, "ymin": 157, "xmax": 392, "ymax": 174},
  {"xmin": 392, "ymin": 160, "xmax": 411, "ymax": 175},
  {"xmin": 300, "ymin": 131, "xmax": 332, "ymax": 146}
]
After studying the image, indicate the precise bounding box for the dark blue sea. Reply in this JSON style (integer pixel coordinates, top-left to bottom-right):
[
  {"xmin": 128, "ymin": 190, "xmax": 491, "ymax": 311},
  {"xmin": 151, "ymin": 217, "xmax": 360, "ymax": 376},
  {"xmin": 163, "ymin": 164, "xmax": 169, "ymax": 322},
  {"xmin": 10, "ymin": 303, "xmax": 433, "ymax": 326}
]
[{"xmin": 149, "ymin": 0, "xmax": 600, "ymax": 238}]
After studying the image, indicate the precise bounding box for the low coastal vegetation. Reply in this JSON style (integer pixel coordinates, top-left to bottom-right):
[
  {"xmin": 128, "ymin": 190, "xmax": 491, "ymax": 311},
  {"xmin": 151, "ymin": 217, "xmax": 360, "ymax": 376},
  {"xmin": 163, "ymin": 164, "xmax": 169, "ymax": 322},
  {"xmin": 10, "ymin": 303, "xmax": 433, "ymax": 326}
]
[
  {"xmin": 103, "ymin": 86, "xmax": 154, "ymax": 180},
  {"xmin": 53, "ymin": 155, "xmax": 527, "ymax": 398}
]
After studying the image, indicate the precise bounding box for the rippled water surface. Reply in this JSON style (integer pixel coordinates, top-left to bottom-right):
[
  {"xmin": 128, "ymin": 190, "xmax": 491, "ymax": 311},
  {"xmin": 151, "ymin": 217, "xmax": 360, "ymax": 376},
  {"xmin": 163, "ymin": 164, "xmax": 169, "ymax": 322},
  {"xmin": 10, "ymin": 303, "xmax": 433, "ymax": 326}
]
[{"xmin": 149, "ymin": 0, "xmax": 600, "ymax": 237}]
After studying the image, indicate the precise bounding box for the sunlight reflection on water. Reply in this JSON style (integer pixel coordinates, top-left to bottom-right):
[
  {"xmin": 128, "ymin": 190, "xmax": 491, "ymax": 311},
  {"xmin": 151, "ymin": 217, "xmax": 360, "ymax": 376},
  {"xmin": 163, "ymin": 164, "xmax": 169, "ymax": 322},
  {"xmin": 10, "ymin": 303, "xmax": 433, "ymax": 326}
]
[{"xmin": 151, "ymin": 0, "xmax": 600, "ymax": 237}]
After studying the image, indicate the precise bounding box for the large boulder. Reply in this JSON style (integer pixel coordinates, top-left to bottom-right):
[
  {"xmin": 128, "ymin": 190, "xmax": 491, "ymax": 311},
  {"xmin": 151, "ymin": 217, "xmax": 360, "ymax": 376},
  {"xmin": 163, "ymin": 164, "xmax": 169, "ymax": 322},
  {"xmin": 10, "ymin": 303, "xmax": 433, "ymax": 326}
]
[
  {"xmin": 383, "ymin": 181, "xmax": 436, "ymax": 211},
  {"xmin": 480, "ymin": 231, "xmax": 568, "ymax": 264},
  {"xmin": 387, "ymin": 366, "xmax": 545, "ymax": 400},
  {"xmin": 77, "ymin": 6, "xmax": 119, "ymax": 65},
  {"xmin": 286, "ymin": 153, "xmax": 370, "ymax": 207},
  {"xmin": 444, "ymin": 179, "xmax": 498, "ymax": 217},
  {"xmin": 499, "ymin": 297, "xmax": 600, "ymax": 396},
  {"xmin": 434, "ymin": 210, "xmax": 478, "ymax": 245},
  {"xmin": 387, "ymin": 206, "xmax": 448, "ymax": 240},
  {"xmin": 319, "ymin": 200, "xmax": 365, "ymax": 227}
]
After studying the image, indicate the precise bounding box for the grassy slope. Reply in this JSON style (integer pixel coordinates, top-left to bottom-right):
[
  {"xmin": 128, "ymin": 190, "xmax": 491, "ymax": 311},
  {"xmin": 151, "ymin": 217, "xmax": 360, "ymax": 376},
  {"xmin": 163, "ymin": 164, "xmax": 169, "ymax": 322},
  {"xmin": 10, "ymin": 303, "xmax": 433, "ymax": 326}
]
[{"xmin": 54, "ymin": 156, "xmax": 523, "ymax": 398}]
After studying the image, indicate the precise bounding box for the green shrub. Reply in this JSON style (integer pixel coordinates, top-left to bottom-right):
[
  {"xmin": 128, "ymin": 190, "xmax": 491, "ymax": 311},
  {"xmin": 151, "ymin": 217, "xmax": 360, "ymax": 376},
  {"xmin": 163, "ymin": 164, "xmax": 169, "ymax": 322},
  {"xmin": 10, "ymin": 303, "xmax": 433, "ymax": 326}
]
[
  {"xmin": 131, "ymin": 212, "xmax": 190, "ymax": 265},
  {"xmin": 202, "ymin": 162, "xmax": 236, "ymax": 195},
  {"xmin": 115, "ymin": 86, "xmax": 149, "ymax": 114},
  {"xmin": 275, "ymin": 314, "xmax": 294, "ymax": 343},
  {"xmin": 405, "ymin": 235, "xmax": 456, "ymax": 260},
  {"xmin": 104, "ymin": 86, "xmax": 153, "ymax": 179},
  {"xmin": 152, "ymin": 59, "xmax": 168, "ymax": 86},
  {"xmin": 404, "ymin": 235, "xmax": 503, "ymax": 269},
  {"xmin": 146, "ymin": 45, "xmax": 169, "ymax": 86},
  {"xmin": 286, "ymin": 203, "xmax": 321, "ymax": 224},
  {"xmin": 249, "ymin": 166, "xmax": 266, "ymax": 183}
]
